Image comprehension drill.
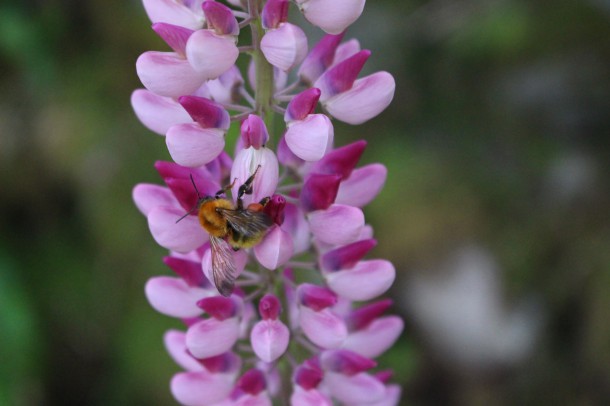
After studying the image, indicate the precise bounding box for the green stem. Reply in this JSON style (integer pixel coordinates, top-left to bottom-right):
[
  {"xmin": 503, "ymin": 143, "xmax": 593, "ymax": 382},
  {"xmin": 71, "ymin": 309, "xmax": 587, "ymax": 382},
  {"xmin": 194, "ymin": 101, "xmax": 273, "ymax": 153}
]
[{"xmin": 248, "ymin": 0, "xmax": 275, "ymax": 135}]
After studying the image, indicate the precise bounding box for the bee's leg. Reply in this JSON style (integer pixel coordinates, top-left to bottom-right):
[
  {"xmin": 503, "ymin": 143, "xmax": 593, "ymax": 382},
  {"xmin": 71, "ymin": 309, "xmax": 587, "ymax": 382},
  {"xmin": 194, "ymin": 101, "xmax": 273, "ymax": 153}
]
[
  {"xmin": 215, "ymin": 178, "xmax": 237, "ymax": 199},
  {"xmin": 236, "ymin": 165, "xmax": 262, "ymax": 209},
  {"xmin": 258, "ymin": 196, "xmax": 270, "ymax": 207}
]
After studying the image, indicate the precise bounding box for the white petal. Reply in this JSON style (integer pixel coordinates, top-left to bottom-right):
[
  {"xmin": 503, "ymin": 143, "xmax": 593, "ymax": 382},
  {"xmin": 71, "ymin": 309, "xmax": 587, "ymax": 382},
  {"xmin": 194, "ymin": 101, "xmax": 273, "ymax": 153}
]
[
  {"xmin": 261, "ymin": 23, "xmax": 308, "ymax": 71},
  {"xmin": 131, "ymin": 89, "xmax": 193, "ymax": 135}
]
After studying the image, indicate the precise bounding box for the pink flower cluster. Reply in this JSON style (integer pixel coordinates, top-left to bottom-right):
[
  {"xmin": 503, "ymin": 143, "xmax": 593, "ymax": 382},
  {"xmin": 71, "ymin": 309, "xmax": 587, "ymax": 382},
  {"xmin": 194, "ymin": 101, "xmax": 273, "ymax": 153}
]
[{"xmin": 131, "ymin": 0, "xmax": 402, "ymax": 404}]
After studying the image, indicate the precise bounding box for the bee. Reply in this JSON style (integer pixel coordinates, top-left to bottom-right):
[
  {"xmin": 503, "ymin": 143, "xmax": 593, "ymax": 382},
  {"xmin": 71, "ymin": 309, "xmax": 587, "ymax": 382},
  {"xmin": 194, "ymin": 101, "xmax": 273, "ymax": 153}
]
[{"xmin": 177, "ymin": 166, "xmax": 273, "ymax": 297}]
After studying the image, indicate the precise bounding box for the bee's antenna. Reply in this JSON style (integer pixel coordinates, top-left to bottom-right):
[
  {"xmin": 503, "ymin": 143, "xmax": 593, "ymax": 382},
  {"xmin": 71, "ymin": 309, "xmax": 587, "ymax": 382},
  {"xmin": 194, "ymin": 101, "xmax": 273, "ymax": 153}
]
[
  {"xmin": 176, "ymin": 174, "xmax": 203, "ymax": 223},
  {"xmin": 190, "ymin": 174, "xmax": 202, "ymax": 200}
]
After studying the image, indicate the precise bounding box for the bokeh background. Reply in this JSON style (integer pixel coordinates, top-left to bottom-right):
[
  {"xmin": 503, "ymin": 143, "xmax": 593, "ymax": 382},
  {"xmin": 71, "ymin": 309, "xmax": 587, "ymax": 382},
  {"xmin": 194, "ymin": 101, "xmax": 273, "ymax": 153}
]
[{"xmin": 1, "ymin": 0, "xmax": 609, "ymax": 404}]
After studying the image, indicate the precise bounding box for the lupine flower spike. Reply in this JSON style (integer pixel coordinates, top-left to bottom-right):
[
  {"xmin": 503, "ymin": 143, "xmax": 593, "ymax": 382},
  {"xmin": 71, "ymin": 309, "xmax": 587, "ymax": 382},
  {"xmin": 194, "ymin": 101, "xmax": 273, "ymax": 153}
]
[{"xmin": 132, "ymin": 0, "xmax": 402, "ymax": 404}]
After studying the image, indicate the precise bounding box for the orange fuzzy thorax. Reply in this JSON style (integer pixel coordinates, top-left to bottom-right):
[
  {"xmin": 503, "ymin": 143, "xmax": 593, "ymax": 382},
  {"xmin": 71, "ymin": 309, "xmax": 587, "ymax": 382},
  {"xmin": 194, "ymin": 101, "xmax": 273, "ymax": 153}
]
[{"xmin": 198, "ymin": 198, "xmax": 234, "ymax": 237}]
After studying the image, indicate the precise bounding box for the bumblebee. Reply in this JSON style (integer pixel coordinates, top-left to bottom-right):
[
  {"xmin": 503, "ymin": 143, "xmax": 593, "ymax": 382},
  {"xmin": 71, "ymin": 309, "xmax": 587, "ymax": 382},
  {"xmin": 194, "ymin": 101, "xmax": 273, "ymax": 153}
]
[{"xmin": 177, "ymin": 166, "xmax": 272, "ymax": 296}]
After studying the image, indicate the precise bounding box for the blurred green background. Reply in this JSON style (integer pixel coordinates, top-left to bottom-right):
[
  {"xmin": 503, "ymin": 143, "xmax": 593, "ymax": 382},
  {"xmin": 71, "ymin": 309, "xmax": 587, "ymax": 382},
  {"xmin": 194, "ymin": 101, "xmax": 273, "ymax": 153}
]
[{"xmin": 1, "ymin": 0, "xmax": 609, "ymax": 404}]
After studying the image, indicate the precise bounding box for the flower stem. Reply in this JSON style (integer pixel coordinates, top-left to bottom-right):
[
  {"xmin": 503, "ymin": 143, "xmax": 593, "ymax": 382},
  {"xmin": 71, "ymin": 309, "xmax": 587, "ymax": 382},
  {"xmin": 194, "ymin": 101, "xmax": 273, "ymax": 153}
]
[{"xmin": 248, "ymin": 0, "xmax": 275, "ymax": 136}]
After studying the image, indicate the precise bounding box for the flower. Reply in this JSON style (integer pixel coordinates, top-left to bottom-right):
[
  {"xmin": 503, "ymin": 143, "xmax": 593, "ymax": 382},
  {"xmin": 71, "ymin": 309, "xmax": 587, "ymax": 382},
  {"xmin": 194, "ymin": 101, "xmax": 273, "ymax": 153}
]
[{"xmin": 132, "ymin": 0, "xmax": 401, "ymax": 404}]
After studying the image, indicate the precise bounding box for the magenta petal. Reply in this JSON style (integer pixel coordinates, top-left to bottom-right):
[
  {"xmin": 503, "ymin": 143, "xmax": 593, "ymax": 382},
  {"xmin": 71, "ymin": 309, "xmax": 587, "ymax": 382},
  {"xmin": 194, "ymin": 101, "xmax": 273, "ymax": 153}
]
[
  {"xmin": 261, "ymin": 23, "xmax": 308, "ymax": 72},
  {"xmin": 259, "ymin": 294, "xmax": 282, "ymax": 320},
  {"xmin": 343, "ymin": 316, "xmax": 404, "ymax": 359},
  {"xmin": 170, "ymin": 370, "xmax": 234, "ymax": 406},
  {"xmin": 299, "ymin": 306, "xmax": 347, "ymax": 349},
  {"xmin": 291, "ymin": 387, "xmax": 333, "ymax": 406},
  {"xmin": 320, "ymin": 238, "xmax": 377, "ymax": 272},
  {"xmin": 308, "ymin": 204, "xmax": 364, "ymax": 246},
  {"xmin": 300, "ymin": 174, "xmax": 342, "ymax": 212},
  {"xmin": 202, "ymin": 1, "xmax": 239, "ymax": 36},
  {"xmin": 285, "ymin": 88, "xmax": 321, "ymax": 123},
  {"xmin": 262, "ymin": 195, "xmax": 286, "ymax": 226},
  {"xmin": 241, "ymin": 114, "xmax": 269, "ymax": 149},
  {"xmin": 142, "ymin": 0, "xmax": 203, "ymax": 30},
  {"xmin": 250, "ymin": 319, "xmax": 290, "ymax": 362},
  {"xmin": 347, "ymin": 299, "xmax": 392, "ymax": 331},
  {"xmin": 186, "ymin": 317, "xmax": 240, "ymax": 358},
  {"xmin": 152, "ymin": 22, "xmax": 194, "ymax": 55},
  {"xmin": 166, "ymin": 124, "xmax": 225, "ymax": 167},
  {"xmin": 132, "ymin": 183, "xmax": 178, "ymax": 216},
  {"xmin": 237, "ymin": 369, "xmax": 267, "ymax": 395},
  {"xmin": 131, "ymin": 89, "xmax": 192, "ymax": 135},
  {"xmin": 262, "ymin": 0, "xmax": 289, "ymax": 28},
  {"xmin": 314, "ymin": 50, "xmax": 370, "ymax": 100},
  {"xmin": 320, "ymin": 349, "xmax": 376, "ymax": 376},
  {"xmin": 197, "ymin": 296, "xmax": 238, "ymax": 320},
  {"xmin": 145, "ymin": 276, "xmax": 207, "ymax": 318},
  {"xmin": 323, "ymin": 71, "xmax": 396, "ymax": 125},
  {"xmin": 323, "ymin": 371, "xmax": 385, "ymax": 404},
  {"xmin": 136, "ymin": 51, "xmax": 205, "ymax": 97},
  {"xmin": 297, "ymin": 0, "xmax": 366, "ymax": 34},
  {"xmin": 298, "ymin": 283, "xmax": 337, "ymax": 311},
  {"xmin": 186, "ymin": 29, "xmax": 239, "ymax": 80},
  {"xmin": 325, "ymin": 259, "xmax": 395, "ymax": 301},
  {"xmin": 230, "ymin": 147, "xmax": 279, "ymax": 206},
  {"xmin": 254, "ymin": 226, "xmax": 294, "ymax": 270},
  {"xmin": 298, "ymin": 33, "xmax": 344, "ymax": 85},
  {"xmin": 335, "ymin": 163, "xmax": 387, "ymax": 207},
  {"xmin": 178, "ymin": 96, "xmax": 230, "ymax": 130},
  {"xmin": 285, "ymin": 114, "xmax": 333, "ymax": 162},
  {"xmin": 310, "ymin": 140, "xmax": 366, "ymax": 179},
  {"xmin": 148, "ymin": 206, "xmax": 206, "ymax": 252},
  {"xmin": 164, "ymin": 256, "xmax": 209, "ymax": 287},
  {"xmin": 164, "ymin": 330, "xmax": 205, "ymax": 372}
]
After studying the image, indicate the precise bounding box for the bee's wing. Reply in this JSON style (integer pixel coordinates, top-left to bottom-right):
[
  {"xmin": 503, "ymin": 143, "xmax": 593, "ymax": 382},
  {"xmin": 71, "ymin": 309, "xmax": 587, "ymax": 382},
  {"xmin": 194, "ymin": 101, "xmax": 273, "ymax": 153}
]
[
  {"xmin": 209, "ymin": 235, "xmax": 237, "ymax": 297},
  {"xmin": 218, "ymin": 208, "xmax": 273, "ymax": 237}
]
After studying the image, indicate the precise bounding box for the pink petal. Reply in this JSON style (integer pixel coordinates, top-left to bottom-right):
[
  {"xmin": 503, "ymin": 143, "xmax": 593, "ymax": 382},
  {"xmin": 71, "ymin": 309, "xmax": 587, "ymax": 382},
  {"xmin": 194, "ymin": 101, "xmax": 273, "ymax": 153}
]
[
  {"xmin": 283, "ymin": 203, "xmax": 311, "ymax": 254},
  {"xmin": 142, "ymin": 0, "xmax": 203, "ymax": 30},
  {"xmin": 332, "ymin": 39, "xmax": 362, "ymax": 66},
  {"xmin": 166, "ymin": 124, "xmax": 225, "ymax": 167},
  {"xmin": 299, "ymin": 306, "xmax": 347, "ymax": 349},
  {"xmin": 207, "ymin": 65, "xmax": 244, "ymax": 104},
  {"xmin": 261, "ymin": 23, "xmax": 308, "ymax": 72},
  {"xmin": 132, "ymin": 183, "xmax": 178, "ymax": 216},
  {"xmin": 241, "ymin": 114, "xmax": 269, "ymax": 149},
  {"xmin": 297, "ymin": 0, "xmax": 366, "ymax": 34},
  {"xmin": 170, "ymin": 371, "xmax": 234, "ymax": 406},
  {"xmin": 164, "ymin": 330, "xmax": 205, "ymax": 372},
  {"xmin": 234, "ymin": 393, "xmax": 273, "ymax": 406},
  {"xmin": 186, "ymin": 317, "xmax": 241, "ymax": 358},
  {"xmin": 325, "ymin": 259, "xmax": 395, "ymax": 301},
  {"xmin": 308, "ymin": 204, "xmax": 364, "ymax": 246},
  {"xmin": 335, "ymin": 163, "xmax": 387, "ymax": 207},
  {"xmin": 323, "ymin": 371, "xmax": 386, "ymax": 404},
  {"xmin": 148, "ymin": 206, "xmax": 206, "ymax": 252},
  {"xmin": 186, "ymin": 29, "xmax": 239, "ymax": 80},
  {"xmin": 254, "ymin": 226, "xmax": 294, "ymax": 270},
  {"xmin": 323, "ymin": 71, "xmax": 396, "ymax": 125},
  {"xmin": 290, "ymin": 387, "xmax": 333, "ymax": 406},
  {"xmin": 250, "ymin": 319, "xmax": 290, "ymax": 362},
  {"xmin": 131, "ymin": 89, "xmax": 192, "ymax": 135},
  {"xmin": 366, "ymin": 384, "xmax": 402, "ymax": 406},
  {"xmin": 230, "ymin": 147, "xmax": 279, "ymax": 206},
  {"xmin": 136, "ymin": 51, "xmax": 205, "ymax": 97},
  {"xmin": 298, "ymin": 33, "xmax": 344, "ymax": 85},
  {"xmin": 152, "ymin": 22, "xmax": 193, "ymax": 55},
  {"xmin": 145, "ymin": 276, "xmax": 207, "ymax": 318},
  {"xmin": 285, "ymin": 114, "xmax": 333, "ymax": 162},
  {"xmin": 343, "ymin": 316, "xmax": 404, "ymax": 359}
]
